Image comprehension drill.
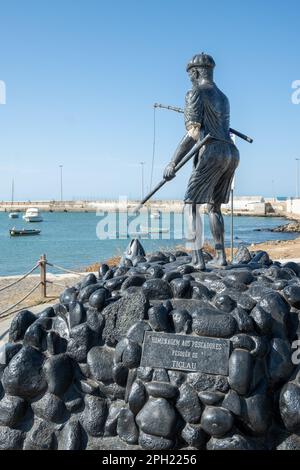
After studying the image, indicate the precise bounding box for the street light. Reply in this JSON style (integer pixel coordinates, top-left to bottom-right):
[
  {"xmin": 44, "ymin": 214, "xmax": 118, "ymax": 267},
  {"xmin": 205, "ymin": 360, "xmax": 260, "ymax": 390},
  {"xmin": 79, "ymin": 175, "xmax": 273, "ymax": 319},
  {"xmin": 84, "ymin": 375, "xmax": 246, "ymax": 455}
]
[
  {"xmin": 59, "ymin": 165, "xmax": 63, "ymax": 202},
  {"xmin": 296, "ymin": 158, "xmax": 300, "ymax": 198},
  {"xmin": 140, "ymin": 162, "xmax": 145, "ymax": 200}
]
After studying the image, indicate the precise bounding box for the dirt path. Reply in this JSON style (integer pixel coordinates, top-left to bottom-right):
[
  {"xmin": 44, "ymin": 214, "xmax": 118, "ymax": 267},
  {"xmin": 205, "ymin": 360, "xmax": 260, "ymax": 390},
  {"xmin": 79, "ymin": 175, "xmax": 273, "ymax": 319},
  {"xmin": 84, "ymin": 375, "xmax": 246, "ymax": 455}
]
[{"xmin": 249, "ymin": 237, "xmax": 300, "ymax": 261}]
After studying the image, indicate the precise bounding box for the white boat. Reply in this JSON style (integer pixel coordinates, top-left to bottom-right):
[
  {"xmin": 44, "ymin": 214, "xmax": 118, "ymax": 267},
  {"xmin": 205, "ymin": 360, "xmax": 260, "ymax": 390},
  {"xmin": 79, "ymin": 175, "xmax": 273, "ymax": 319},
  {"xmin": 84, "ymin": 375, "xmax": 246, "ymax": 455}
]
[
  {"xmin": 9, "ymin": 212, "xmax": 19, "ymax": 219},
  {"xmin": 150, "ymin": 210, "xmax": 161, "ymax": 219},
  {"xmin": 23, "ymin": 207, "xmax": 43, "ymax": 222}
]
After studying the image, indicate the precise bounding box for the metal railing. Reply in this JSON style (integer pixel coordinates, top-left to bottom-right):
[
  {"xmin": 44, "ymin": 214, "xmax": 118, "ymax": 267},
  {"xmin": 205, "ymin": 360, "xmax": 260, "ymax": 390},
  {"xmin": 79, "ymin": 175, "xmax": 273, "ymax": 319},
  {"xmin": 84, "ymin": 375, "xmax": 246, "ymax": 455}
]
[{"xmin": 0, "ymin": 254, "xmax": 88, "ymax": 318}]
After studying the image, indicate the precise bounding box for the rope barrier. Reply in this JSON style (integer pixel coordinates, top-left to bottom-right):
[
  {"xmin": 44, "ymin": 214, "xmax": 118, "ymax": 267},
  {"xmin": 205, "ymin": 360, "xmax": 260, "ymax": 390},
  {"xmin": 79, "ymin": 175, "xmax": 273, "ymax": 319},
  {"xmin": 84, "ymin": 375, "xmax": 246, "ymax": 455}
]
[
  {"xmin": 0, "ymin": 281, "xmax": 41, "ymax": 318},
  {"xmin": 46, "ymin": 279, "xmax": 69, "ymax": 288},
  {"xmin": 0, "ymin": 255, "xmax": 89, "ymax": 320},
  {"xmin": 45, "ymin": 261, "xmax": 86, "ymax": 276},
  {"xmin": 0, "ymin": 263, "xmax": 39, "ymax": 292}
]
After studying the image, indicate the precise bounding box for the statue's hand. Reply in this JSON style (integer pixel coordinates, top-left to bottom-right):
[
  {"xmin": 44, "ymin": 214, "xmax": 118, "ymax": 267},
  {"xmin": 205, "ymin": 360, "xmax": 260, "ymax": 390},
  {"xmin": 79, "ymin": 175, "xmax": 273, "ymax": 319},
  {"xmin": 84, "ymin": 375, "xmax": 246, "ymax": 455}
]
[{"xmin": 163, "ymin": 162, "xmax": 176, "ymax": 180}]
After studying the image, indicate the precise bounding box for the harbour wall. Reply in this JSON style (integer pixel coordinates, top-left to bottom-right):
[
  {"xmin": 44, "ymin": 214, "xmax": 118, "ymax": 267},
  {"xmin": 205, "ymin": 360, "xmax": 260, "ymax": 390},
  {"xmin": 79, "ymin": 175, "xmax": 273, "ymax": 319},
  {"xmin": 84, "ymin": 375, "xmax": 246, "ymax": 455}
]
[{"xmin": 0, "ymin": 197, "xmax": 298, "ymax": 218}]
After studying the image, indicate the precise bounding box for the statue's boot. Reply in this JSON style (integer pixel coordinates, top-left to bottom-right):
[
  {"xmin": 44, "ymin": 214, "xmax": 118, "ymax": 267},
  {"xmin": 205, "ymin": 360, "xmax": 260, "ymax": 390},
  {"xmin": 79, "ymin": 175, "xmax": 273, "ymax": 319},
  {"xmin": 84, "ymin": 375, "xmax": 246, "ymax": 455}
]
[
  {"xmin": 192, "ymin": 249, "xmax": 206, "ymax": 270},
  {"xmin": 209, "ymin": 248, "xmax": 228, "ymax": 267}
]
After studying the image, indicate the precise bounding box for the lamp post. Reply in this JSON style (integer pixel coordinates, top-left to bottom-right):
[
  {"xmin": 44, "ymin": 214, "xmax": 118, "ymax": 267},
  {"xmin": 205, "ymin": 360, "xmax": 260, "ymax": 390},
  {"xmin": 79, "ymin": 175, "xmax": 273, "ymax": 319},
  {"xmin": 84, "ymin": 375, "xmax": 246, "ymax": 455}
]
[
  {"xmin": 296, "ymin": 158, "xmax": 300, "ymax": 198},
  {"xmin": 59, "ymin": 165, "xmax": 63, "ymax": 202}
]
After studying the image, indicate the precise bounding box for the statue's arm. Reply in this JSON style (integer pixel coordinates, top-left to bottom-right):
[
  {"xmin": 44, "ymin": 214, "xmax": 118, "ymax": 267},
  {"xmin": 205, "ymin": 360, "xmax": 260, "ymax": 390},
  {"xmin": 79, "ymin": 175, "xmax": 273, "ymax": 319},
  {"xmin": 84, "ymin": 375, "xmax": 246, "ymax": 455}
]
[{"xmin": 163, "ymin": 126, "xmax": 201, "ymax": 180}]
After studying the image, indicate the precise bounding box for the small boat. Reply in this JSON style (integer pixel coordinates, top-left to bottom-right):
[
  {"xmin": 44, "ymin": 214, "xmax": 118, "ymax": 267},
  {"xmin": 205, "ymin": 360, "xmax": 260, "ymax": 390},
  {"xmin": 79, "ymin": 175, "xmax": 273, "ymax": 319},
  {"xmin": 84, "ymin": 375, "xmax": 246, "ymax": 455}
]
[
  {"xmin": 9, "ymin": 212, "xmax": 19, "ymax": 219},
  {"xmin": 150, "ymin": 210, "xmax": 161, "ymax": 219},
  {"xmin": 9, "ymin": 228, "xmax": 41, "ymax": 237},
  {"xmin": 23, "ymin": 207, "xmax": 43, "ymax": 222}
]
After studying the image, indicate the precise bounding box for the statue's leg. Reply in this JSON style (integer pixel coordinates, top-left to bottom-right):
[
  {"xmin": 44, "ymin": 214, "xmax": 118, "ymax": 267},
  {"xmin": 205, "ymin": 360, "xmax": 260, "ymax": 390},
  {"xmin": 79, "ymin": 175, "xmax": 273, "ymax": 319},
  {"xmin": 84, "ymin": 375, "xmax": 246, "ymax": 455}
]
[
  {"xmin": 207, "ymin": 202, "xmax": 227, "ymax": 266},
  {"xmin": 186, "ymin": 203, "xmax": 205, "ymax": 270}
]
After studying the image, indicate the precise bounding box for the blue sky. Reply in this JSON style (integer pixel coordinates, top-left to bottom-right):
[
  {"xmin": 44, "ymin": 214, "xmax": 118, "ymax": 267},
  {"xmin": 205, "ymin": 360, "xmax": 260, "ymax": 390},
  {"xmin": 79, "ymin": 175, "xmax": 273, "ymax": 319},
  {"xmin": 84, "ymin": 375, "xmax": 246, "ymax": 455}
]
[{"xmin": 0, "ymin": 0, "xmax": 299, "ymax": 201}]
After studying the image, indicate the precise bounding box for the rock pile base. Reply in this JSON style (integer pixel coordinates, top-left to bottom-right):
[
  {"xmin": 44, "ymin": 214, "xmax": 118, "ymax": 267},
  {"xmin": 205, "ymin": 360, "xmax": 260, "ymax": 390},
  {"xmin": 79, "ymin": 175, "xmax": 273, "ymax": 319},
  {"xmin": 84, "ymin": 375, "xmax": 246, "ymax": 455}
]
[{"xmin": 0, "ymin": 246, "xmax": 300, "ymax": 450}]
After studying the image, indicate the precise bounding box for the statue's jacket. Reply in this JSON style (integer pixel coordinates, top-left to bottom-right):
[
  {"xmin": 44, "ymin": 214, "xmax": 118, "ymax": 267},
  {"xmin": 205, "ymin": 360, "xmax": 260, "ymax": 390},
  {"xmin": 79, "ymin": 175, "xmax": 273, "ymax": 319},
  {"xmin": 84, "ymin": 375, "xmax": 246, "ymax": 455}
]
[{"xmin": 184, "ymin": 83, "xmax": 240, "ymax": 205}]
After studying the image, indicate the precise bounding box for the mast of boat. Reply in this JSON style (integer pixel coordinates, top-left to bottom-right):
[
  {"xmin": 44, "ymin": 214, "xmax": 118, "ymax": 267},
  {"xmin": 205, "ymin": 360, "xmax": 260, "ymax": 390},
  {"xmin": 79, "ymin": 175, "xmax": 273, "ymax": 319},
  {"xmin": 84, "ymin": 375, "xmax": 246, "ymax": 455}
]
[{"xmin": 11, "ymin": 178, "xmax": 14, "ymax": 211}]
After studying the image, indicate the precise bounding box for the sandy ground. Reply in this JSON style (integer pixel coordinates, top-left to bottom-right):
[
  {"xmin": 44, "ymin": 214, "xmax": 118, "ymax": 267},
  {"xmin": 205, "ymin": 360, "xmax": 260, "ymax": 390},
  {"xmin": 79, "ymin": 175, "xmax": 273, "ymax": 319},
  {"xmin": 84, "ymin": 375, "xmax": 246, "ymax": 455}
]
[
  {"xmin": 0, "ymin": 272, "xmax": 92, "ymax": 347},
  {"xmin": 249, "ymin": 236, "xmax": 300, "ymax": 262}
]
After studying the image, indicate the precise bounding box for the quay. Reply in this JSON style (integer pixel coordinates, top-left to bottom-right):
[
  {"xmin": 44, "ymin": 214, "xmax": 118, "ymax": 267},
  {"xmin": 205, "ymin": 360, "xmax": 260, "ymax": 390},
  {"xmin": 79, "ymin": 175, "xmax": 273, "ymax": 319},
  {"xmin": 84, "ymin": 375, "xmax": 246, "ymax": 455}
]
[{"xmin": 0, "ymin": 197, "xmax": 300, "ymax": 218}]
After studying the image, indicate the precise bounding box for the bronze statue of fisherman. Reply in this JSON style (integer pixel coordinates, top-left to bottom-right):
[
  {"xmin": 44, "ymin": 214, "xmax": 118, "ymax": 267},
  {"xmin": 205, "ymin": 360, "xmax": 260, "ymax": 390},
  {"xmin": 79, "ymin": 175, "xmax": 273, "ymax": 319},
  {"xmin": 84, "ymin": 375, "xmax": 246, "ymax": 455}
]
[{"xmin": 163, "ymin": 53, "xmax": 240, "ymax": 269}]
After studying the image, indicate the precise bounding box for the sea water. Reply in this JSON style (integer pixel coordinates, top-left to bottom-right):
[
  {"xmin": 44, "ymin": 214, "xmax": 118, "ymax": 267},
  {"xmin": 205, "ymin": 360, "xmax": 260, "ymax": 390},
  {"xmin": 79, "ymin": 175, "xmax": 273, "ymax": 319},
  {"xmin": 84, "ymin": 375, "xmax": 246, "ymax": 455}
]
[{"xmin": 0, "ymin": 211, "xmax": 297, "ymax": 276}]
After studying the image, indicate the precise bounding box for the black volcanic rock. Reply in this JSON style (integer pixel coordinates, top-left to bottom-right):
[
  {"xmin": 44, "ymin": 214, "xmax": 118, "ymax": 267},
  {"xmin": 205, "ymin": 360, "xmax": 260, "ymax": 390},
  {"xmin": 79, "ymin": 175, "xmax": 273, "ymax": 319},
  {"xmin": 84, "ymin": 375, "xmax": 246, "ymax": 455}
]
[
  {"xmin": 9, "ymin": 310, "xmax": 36, "ymax": 342},
  {"xmin": 2, "ymin": 346, "xmax": 46, "ymax": 399},
  {"xmin": 102, "ymin": 291, "xmax": 149, "ymax": 346},
  {"xmin": 279, "ymin": 383, "xmax": 300, "ymax": 433},
  {"xmin": 142, "ymin": 279, "xmax": 173, "ymax": 300},
  {"xmin": 200, "ymin": 406, "xmax": 234, "ymax": 437}
]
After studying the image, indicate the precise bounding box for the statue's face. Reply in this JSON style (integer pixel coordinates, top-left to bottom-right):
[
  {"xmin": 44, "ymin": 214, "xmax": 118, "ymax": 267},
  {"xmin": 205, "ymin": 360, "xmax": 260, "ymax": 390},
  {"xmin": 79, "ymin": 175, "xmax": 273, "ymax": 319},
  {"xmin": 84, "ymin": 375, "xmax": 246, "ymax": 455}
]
[{"xmin": 188, "ymin": 68, "xmax": 199, "ymax": 85}]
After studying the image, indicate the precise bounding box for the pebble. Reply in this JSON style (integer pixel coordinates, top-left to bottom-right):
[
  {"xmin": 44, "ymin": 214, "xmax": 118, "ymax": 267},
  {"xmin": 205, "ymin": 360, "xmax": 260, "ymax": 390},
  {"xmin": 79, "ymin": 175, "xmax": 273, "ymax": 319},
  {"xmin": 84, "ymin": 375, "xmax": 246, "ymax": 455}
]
[
  {"xmin": 122, "ymin": 340, "xmax": 141, "ymax": 369},
  {"xmin": 250, "ymin": 305, "xmax": 272, "ymax": 335},
  {"xmin": 147, "ymin": 266, "xmax": 164, "ymax": 279},
  {"xmin": 31, "ymin": 392, "xmax": 67, "ymax": 424},
  {"xmin": 128, "ymin": 380, "xmax": 146, "ymax": 415},
  {"xmin": 146, "ymin": 382, "xmax": 178, "ymax": 399},
  {"xmin": 214, "ymin": 294, "xmax": 236, "ymax": 313},
  {"xmin": 80, "ymin": 273, "xmax": 97, "ymax": 289},
  {"xmin": 104, "ymin": 401, "xmax": 124, "ymax": 436},
  {"xmin": 170, "ymin": 278, "xmax": 191, "ymax": 298},
  {"xmin": 206, "ymin": 432, "xmax": 256, "ymax": 450},
  {"xmin": 0, "ymin": 395, "xmax": 27, "ymax": 427},
  {"xmin": 24, "ymin": 419, "xmax": 55, "ymax": 450},
  {"xmin": 282, "ymin": 285, "xmax": 300, "ymax": 309},
  {"xmin": 126, "ymin": 320, "xmax": 152, "ymax": 344},
  {"xmin": 181, "ymin": 423, "xmax": 206, "ymax": 449},
  {"xmin": 67, "ymin": 323, "xmax": 94, "ymax": 363},
  {"xmin": 138, "ymin": 431, "xmax": 174, "ymax": 450},
  {"xmin": 193, "ymin": 312, "xmax": 237, "ymax": 338},
  {"xmin": 200, "ymin": 406, "xmax": 234, "ymax": 437},
  {"xmin": 198, "ymin": 391, "xmax": 224, "ymax": 406},
  {"xmin": 9, "ymin": 309, "xmax": 37, "ymax": 342},
  {"xmin": 88, "ymin": 288, "xmax": 108, "ymax": 310},
  {"xmin": 60, "ymin": 287, "xmax": 78, "ymax": 306},
  {"xmin": 80, "ymin": 395, "xmax": 108, "ymax": 437},
  {"xmin": 267, "ymin": 338, "xmax": 294, "ymax": 385},
  {"xmin": 176, "ymin": 384, "xmax": 202, "ymax": 423},
  {"xmin": 102, "ymin": 291, "xmax": 149, "ymax": 346},
  {"xmin": 142, "ymin": 279, "xmax": 173, "ymax": 300},
  {"xmin": 279, "ymin": 383, "xmax": 300, "ymax": 432},
  {"xmin": 117, "ymin": 408, "xmax": 139, "ymax": 444},
  {"xmin": 58, "ymin": 420, "xmax": 82, "ymax": 450},
  {"xmin": 78, "ymin": 284, "xmax": 101, "ymax": 303},
  {"xmin": 229, "ymin": 349, "xmax": 253, "ymax": 395},
  {"xmin": 0, "ymin": 425, "xmax": 24, "ymax": 450},
  {"xmin": 171, "ymin": 309, "xmax": 192, "ymax": 334},
  {"xmin": 2, "ymin": 346, "xmax": 47, "ymax": 399},
  {"xmin": 43, "ymin": 353, "xmax": 73, "ymax": 396},
  {"xmin": 148, "ymin": 305, "xmax": 171, "ymax": 331},
  {"xmin": 68, "ymin": 301, "xmax": 86, "ymax": 328},
  {"xmin": 87, "ymin": 346, "xmax": 114, "ymax": 382},
  {"xmin": 136, "ymin": 398, "xmax": 177, "ymax": 438}
]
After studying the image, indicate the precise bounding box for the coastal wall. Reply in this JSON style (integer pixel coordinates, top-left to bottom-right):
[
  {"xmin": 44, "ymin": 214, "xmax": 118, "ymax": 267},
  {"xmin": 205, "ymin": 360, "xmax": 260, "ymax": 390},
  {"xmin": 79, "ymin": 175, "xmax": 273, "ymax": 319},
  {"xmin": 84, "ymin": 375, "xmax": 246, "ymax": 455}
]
[
  {"xmin": 286, "ymin": 198, "xmax": 300, "ymax": 218},
  {"xmin": 0, "ymin": 197, "xmax": 289, "ymax": 217}
]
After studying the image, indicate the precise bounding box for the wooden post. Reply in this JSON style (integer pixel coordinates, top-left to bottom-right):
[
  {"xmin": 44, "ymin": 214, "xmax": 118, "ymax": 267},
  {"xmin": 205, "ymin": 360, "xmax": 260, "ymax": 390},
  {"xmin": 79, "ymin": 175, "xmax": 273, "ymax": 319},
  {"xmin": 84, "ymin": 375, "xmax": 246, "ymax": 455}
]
[{"xmin": 40, "ymin": 254, "xmax": 47, "ymax": 299}]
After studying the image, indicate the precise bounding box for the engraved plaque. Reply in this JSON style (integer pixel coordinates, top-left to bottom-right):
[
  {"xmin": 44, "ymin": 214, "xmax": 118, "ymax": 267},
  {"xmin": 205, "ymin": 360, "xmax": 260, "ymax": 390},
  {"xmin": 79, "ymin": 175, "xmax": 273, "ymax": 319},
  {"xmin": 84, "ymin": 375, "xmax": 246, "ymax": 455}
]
[{"xmin": 141, "ymin": 331, "xmax": 231, "ymax": 376}]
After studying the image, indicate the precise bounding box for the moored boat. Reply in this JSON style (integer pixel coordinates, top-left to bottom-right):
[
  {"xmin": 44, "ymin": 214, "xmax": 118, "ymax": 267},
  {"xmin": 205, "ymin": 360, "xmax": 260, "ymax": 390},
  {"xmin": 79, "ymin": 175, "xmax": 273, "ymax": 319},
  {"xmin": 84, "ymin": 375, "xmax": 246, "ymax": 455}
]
[
  {"xmin": 23, "ymin": 207, "xmax": 43, "ymax": 222},
  {"xmin": 8, "ymin": 212, "xmax": 19, "ymax": 219},
  {"xmin": 9, "ymin": 228, "xmax": 41, "ymax": 237}
]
